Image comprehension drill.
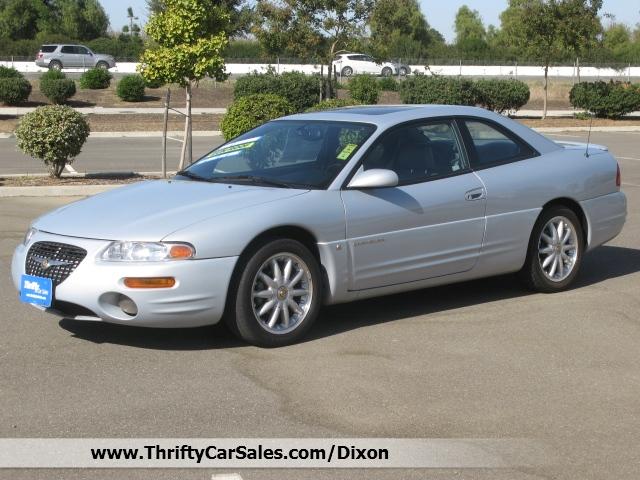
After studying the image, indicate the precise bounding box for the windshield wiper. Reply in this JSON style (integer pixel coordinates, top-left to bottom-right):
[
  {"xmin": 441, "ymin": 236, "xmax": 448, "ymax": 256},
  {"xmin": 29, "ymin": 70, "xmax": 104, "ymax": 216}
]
[
  {"xmin": 208, "ymin": 175, "xmax": 300, "ymax": 189},
  {"xmin": 175, "ymin": 170, "xmax": 211, "ymax": 182}
]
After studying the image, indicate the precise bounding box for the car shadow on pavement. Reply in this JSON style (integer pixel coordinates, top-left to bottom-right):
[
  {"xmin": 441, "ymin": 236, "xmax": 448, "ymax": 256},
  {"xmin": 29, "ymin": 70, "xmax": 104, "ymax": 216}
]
[{"xmin": 59, "ymin": 245, "xmax": 640, "ymax": 350}]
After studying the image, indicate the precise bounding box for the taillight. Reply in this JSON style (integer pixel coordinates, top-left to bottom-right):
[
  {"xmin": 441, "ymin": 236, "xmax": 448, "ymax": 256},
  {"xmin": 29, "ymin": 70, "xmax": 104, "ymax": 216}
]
[
  {"xmin": 37, "ymin": 52, "xmax": 42, "ymax": 59},
  {"xmin": 616, "ymin": 163, "xmax": 621, "ymax": 188}
]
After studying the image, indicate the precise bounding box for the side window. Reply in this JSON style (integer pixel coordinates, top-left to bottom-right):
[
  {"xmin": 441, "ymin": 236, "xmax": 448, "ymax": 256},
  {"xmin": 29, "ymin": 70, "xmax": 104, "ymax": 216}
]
[
  {"xmin": 76, "ymin": 46, "xmax": 89, "ymax": 55},
  {"xmin": 362, "ymin": 121, "xmax": 466, "ymax": 184},
  {"xmin": 41, "ymin": 45, "xmax": 56, "ymax": 53},
  {"xmin": 464, "ymin": 120, "xmax": 534, "ymax": 167},
  {"xmin": 61, "ymin": 46, "xmax": 75, "ymax": 54}
]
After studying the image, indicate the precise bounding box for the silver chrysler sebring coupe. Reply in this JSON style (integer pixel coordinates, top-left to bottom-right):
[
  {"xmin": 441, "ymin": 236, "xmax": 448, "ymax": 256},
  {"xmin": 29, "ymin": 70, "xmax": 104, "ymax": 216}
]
[{"xmin": 12, "ymin": 106, "xmax": 626, "ymax": 347}]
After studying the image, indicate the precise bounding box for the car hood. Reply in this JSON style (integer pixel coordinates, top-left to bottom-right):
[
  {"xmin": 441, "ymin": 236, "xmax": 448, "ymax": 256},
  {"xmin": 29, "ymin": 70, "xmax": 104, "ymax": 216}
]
[{"xmin": 33, "ymin": 179, "xmax": 308, "ymax": 241}]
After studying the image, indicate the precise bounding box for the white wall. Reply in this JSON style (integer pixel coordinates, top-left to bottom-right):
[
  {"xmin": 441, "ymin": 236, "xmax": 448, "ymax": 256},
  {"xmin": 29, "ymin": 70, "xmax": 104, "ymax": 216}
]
[{"xmin": 2, "ymin": 60, "xmax": 639, "ymax": 79}]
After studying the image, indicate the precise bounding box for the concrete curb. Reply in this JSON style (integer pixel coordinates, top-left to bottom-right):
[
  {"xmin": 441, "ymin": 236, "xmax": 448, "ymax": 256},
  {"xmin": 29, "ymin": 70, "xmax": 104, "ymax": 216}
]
[
  {"xmin": 0, "ymin": 184, "xmax": 121, "ymax": 197},
  {"xmin": 534, "ymin": 126, "xmax": 640, "ymax": 133}
]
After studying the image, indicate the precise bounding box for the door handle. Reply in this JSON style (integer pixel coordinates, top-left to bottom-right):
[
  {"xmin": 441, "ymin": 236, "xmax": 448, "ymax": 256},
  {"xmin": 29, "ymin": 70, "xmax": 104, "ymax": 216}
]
[{"xmin": 465, "ymin": 188, "xmax": 485, "ymax": 201}]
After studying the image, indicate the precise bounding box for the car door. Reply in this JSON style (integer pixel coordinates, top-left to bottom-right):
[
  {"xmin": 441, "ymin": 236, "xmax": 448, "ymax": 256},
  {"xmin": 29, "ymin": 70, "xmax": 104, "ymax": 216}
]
[
  {"xmin": 59, "ymin": 45, "xmax": 79, "ymax": 67},
  {"xmin": 76, "ymin": 46, "xmax": 94, "ymax": 68},
  {"xmin": 341, "ymin": 119, "xmax": 487, "ymax": 290},
  {"xmin": 361, "ymin": 55, "xmax": 380, "ymax": 74}
]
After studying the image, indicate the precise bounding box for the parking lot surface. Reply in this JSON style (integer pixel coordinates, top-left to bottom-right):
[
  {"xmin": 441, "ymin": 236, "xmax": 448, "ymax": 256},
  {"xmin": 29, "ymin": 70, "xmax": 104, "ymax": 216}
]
[{"xmin": 0, "ymin": 131, "xmax": 639, "ymax": 480}]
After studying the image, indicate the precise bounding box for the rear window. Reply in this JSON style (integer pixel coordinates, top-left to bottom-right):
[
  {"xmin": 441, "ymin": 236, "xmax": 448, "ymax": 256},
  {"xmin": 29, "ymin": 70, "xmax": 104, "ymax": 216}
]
[{"xmin": 40, "ymin": 45, "xmax": 56, "ymax": 53}]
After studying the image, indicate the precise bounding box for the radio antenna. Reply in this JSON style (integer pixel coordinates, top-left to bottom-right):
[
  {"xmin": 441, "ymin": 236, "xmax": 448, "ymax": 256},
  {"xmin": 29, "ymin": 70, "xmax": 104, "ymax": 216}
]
[{"xmin": 585, "ymin": 112, "xmax": 593, "ymax": 158}]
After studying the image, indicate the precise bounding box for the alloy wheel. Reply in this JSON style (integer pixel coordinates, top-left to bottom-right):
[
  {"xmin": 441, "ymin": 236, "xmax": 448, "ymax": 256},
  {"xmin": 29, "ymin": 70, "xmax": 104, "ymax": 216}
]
[{"xmin": 537, "ymin": 216, "xmax": 579, "ymax": 282}]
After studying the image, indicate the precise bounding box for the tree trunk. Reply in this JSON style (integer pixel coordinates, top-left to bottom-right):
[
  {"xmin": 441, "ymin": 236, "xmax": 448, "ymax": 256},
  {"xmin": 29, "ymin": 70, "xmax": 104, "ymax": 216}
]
[
  {"xmin": 49, "ymin": 161, "xmax": 64, "ymax": 178},
  {"xmin": 543, "ymin": 64, "xmax": 549, "ymax": 120},
  {"xmin": 178, "ymin": 82, "xmax": 192, "ymax": 170}
]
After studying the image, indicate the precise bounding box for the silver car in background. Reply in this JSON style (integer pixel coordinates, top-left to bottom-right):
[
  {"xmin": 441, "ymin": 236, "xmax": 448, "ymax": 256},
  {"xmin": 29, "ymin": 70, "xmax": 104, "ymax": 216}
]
[
  {"xmin": 12, "ymin": 106, "xmax": 626, "ymax": 347},
  {"xmin": 35, "ymin": 44, "xmax": 116, "ymax": 70}
]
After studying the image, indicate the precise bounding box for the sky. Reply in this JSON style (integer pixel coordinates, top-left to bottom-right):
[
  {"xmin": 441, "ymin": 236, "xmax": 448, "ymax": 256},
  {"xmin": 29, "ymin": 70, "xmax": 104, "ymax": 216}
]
[{"xmin": 104, "ymin": 0, "xmax": 639, "ymax": 42}]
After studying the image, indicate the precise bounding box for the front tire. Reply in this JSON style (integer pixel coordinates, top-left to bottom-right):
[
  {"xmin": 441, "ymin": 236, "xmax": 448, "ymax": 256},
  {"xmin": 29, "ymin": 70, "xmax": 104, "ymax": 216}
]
[
  {"xmin": 229, "ymin": 239, "xmax": 323, "ymax": 347},
  {"xmin": 520, "ymin": 206, "xmax": 584, "ymax": 292},
  {"xmin": 96, "ymin": 61, "xmax": 109, "ymax": 70}
]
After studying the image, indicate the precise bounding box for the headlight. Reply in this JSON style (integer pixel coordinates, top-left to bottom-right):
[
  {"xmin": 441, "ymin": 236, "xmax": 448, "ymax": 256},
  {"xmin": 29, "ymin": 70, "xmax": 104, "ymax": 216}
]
[
  {"xmin": 100, "ymin": 241, "xmax": 195, "ymax": 262},
  {"xmin": 23, "ymin": 227, "xmax": 37, "ymax": 246}
]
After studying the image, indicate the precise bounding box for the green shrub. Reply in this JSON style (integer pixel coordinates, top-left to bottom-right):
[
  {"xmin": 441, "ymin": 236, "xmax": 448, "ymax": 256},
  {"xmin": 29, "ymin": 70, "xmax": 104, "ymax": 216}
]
[
  {"xmin": 305, "ymin": 98, "xmax": 360, "ymax": 112},
  {"xmin": 221, "ymin": 94, "xmax": 293, "ymax": 140},
  {"xmin": 79, "ymin": 68, "xmax": 111, "ymax": 89},
  {"xmin": 15, "ymin": 105, "xmax": 90, "ymax": 178},
  {"xmin": 143, "ymin": 76, "xmax": 165, "ymax": 89},
  {"xmin": 348, "ymin": 75, "xmax": 381, "ymax": 104},
  {"xmin": 0, "ymin": 66, "xmax": 23, "ymax": 78},
  {"xmin": 378, "ymin": 76, "xmax": 398, "ymax": 92},
  {"xmin": 474, "ymin": 79, "xmax": 530, "ymax": 114},
  {"xmin": 570, "ymin": 81, "xmax": 640, "ymax": 119},
  {"xmin": 0, "ymin": 77, "xmax": 32, "ymax": 105},
  {"xmin": 117, "ymin": 74, "xmax": 146, "ymax": 102},
  {"xmin": 234, "ymin": 70, "xmax": 320, "ymax": 112},
  {"xmin": 39, "ymin": 70, "xmax": 76, "ymax": 104},
  {"xmin": 399, "ymin": 75, "xmax": 477, "ymax": 105}
]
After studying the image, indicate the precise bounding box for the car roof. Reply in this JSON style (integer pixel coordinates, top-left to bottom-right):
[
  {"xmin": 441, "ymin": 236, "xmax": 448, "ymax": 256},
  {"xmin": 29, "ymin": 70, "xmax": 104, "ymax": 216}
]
[{"xmin": 284, "ymin": 105, "xmax": 560, "ymax": 154}]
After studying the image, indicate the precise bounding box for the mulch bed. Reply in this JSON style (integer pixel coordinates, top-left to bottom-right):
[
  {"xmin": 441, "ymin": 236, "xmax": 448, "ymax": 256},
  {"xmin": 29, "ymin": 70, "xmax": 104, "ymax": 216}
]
[{"xmin": 0, "ymin": 173, "xmax": 160, "ymax": 187}]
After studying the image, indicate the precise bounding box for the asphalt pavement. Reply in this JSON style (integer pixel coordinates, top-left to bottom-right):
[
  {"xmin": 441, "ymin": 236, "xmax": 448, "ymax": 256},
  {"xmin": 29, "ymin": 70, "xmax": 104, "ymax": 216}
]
[{"xmin": 0, "ymin": 131, "xmax": 639, "ymax": 480}]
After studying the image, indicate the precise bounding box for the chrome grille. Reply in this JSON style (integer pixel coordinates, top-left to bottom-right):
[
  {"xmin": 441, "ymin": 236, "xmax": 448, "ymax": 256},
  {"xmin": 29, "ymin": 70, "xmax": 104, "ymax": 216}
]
[{"xmin": 25, "ymin": 241, "xmax": 87, "ymax": 286}]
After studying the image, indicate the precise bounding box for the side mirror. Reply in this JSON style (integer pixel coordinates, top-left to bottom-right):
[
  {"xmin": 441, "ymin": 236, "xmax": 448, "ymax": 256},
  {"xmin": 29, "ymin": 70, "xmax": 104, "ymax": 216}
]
[{"xmin": 348, "ymin": 168, "xmax": 398, "ymax": 189}]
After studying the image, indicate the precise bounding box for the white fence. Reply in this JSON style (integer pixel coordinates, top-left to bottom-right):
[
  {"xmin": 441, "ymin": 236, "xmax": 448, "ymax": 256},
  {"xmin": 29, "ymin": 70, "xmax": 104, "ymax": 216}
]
[{"xmin": 2, "ymin": 60, "xmax": 639, "ymax": 79}]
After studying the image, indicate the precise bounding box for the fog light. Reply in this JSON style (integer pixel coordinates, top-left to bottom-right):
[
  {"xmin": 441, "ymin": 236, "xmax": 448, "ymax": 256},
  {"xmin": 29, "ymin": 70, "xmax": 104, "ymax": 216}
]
[
  {"xmin": 124, "ymin": 277, "xmax": 175, "ymax": 288},
  {"xmin": 118, "ymin": 296, "xmax": 138, "ymax": 316}
]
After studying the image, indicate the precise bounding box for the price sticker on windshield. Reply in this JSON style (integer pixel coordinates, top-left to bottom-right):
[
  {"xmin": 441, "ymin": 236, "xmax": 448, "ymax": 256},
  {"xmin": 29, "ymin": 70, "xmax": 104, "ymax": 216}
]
[{"xmin": 337, "ymin": 143, "xmax": 358, "ymax": 161}]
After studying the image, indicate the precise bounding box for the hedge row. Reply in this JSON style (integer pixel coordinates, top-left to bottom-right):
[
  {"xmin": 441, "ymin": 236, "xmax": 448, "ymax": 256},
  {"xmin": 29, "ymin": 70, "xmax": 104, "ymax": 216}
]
[
  {"xmin": 569, "ymin": 81, "xmax": 640, "ymax": 119},
  {"xmin": 234, "ymin": 70, "xmax": 321, "ymax": 112},
  {"xmin": 399, "ymin": 76, "xmax": 530, "ymax": 113}
]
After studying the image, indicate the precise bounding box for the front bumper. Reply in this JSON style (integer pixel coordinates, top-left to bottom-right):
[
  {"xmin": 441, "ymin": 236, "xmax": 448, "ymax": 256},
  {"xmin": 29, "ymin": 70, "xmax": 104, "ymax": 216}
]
[{"xmin": 11, "ymin": 231, "xmax": 238, "ymax": 327}]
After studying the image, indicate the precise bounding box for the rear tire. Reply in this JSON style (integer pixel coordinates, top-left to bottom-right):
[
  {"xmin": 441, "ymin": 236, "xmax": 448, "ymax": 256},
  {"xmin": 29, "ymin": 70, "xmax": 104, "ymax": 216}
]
[
  {"xmin": 520, "ymin": 206, "xmax": 584, "ymax": 293},
  {"xmin": 381, "ymin": 67, "xmax": 393, "ymax": 77},
  {"xmin": 48, "ymin": 60, "xmax": 62, "ymax": 71},
  {"xmin": 227, "ymin": 238, "xmax": 323, "ymax": 347},
  {"xmin": 341, "ymin": 66, "xmax": 353, "ymax": 77},
  {"xmin": 399, "ymin": 66, "xmax": 409, "ymax": 76}
]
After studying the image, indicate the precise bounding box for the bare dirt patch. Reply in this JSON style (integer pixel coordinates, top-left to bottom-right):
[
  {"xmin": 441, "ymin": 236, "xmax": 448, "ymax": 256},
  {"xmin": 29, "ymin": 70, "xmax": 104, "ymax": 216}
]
[{"xmin": 0, "ymin": 173, "xmax": 158, "ymax": 187}]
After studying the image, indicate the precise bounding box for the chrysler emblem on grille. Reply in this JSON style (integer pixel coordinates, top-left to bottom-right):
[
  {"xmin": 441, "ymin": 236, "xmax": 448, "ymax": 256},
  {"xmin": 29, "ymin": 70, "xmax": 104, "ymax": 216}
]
[{"xmin": 34, "ymin": 256, "xmax": 72, "ymax": 271}]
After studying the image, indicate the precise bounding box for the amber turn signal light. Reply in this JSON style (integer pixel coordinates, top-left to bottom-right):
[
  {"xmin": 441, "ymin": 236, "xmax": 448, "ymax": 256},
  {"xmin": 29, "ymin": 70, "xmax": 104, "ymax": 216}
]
[
  {"xmin": 124, "ymin": 277, "xmax": 176, "ymax": 288},
  {"xmin": 169, "ymin": 244, "xmax": 195, "ymax": 259}
]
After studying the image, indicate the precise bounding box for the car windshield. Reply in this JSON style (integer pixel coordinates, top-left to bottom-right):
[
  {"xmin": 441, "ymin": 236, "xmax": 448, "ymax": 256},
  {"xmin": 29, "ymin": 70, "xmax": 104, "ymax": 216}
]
[{"xmin": 178, "ymin": 120, "xmax": 376, "ymax": 189}]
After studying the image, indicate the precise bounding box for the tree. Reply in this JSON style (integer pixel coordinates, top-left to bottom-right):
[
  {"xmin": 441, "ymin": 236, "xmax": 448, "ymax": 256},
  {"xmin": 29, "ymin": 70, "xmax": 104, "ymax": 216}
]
[
  {"xmin": 255, "ymin": 0, "xmax": 375, "ymax": 97},
  {"xmin": 139, "ymin": 0, "xmax": 229, "ymax": 168},
  {"xmin": 57, "ymin": 0, "xmax": 109, "ymax": 40},
  {"xmin": 0, "ymin": 0, "xmax": 51, "ymax": 40},
  {"xmin": 369, "ymin": 0, "xmax": 437, "ymax": 60},
  {"xmin": 126, "ymin": 6, "xmax": 139, "ymax": 36},
  {"xmin": 559, "ymin": 0, "xmax": 602, "ymax": 80},
  {"xmin": 454, "ymin": 5, "xmax": 488, "ymax": 58},
  {"xmin": 146, "ymin": 0, "xmax": 252, "ymax": 36}
]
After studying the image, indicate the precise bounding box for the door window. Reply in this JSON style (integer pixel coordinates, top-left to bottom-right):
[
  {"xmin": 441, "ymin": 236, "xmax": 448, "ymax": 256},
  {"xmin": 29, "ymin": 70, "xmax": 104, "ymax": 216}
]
[
  {"xmin": 361, "ymin": 121, "xmax": 466, "ymax": 184},
  {"xmin": 463, "ymin": 120, "xmax": 535, "ymax": 168},
  {"xmin": 60, "ymin": 46, "xmax": 75, "ymax": 54}
]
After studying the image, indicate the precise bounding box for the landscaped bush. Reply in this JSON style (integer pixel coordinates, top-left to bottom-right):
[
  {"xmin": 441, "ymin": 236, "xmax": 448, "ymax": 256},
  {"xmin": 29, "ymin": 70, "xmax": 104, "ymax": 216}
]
[
  {"xmin": 0, "ymin": 77, "xmax": 32, "ymax": 105},
  {"xmin": 234, "ymin": 70, "xmax": 320, "ymax": 112},
  {"xmin": 305, "ymin": 98, "xmax": 360, "ymax": 112},
  {"xmin": 39, "ymin": 69, "xmax": 76, "ymax": 104},
  {"xmin": 221, "ymin": 94, "xmax": 293, "ymax": 140},
  {"xmin": 378, "ymin": 76, "xmax": 399, "ymax": 92},
  {"xmin": 15, "ymin": 105, "xmax": 90, "ymax": 178},
  {"xmin": 0, "ymin": 66, "xmax": 31, "ymax": 105},
  {"xmin": 569, "ymin": 81, "xmax": 640, "ymax": 119},
  {"xmin": 399, "ymin": 75, "xmax": 478, "ymax": 105},
  {"xmin": 143, "ymin": 76, "xmax": 165, "ymax": 89},
  {"xmin": 474, "ymin": 79, "xmax": 530, "ymax": 113},
  {"xmin": 79, "ymin": 68, "xmax": 112, "ymax": 89},
  {"xmin": 0, "ymin": 66, "xmax": 23, "ymax": 78},
  {"xmin": 116, "ymin": 74, "xmax": 146, "ymax": 101},
  {"xmin": 348, "ymin": 75, "xmax": 381, "ymax": 104}
]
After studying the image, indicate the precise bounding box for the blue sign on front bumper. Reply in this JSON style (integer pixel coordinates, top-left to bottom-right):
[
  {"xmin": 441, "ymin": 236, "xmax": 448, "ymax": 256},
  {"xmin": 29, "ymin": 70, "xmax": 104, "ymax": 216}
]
[{"xmin": 20, "ymin": 274, "xmax": 53, "ymax": 307}]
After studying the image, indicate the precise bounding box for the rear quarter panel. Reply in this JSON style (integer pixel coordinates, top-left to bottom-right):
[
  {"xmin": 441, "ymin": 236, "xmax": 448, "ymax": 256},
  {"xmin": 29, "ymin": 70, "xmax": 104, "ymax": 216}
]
[{"xmin": 473, "ymin": 148, "xmax": 619, "ymax": 275}]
